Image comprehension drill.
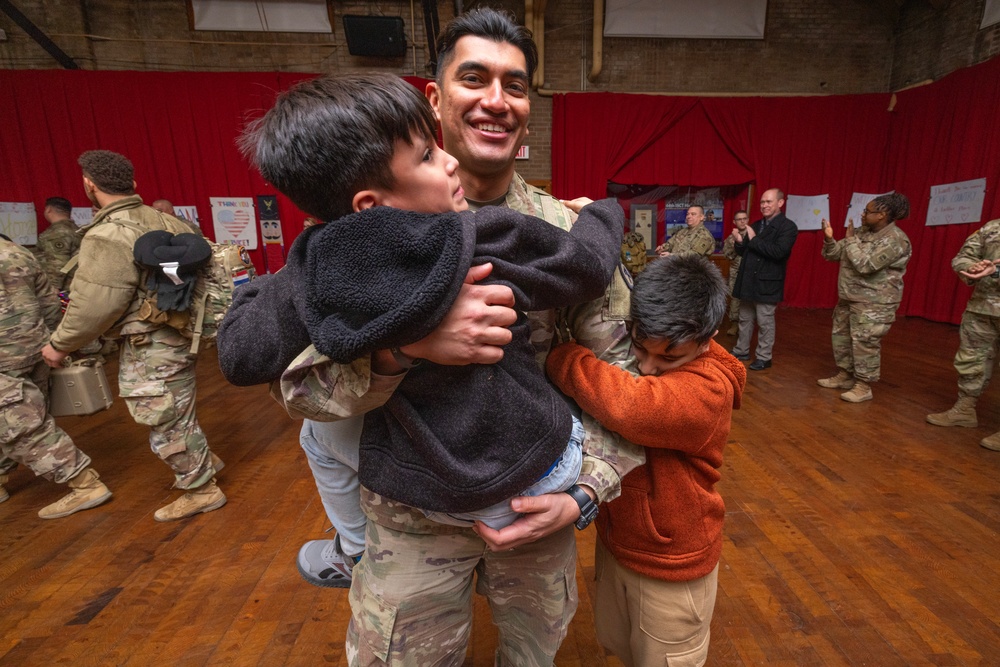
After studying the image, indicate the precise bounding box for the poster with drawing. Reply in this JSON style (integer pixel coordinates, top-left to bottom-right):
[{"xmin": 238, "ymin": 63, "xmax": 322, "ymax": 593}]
[
  {"xmin": 926, "ymin": 178, "xmax": 987, "ymax": 227},
  {"xmin": 210, "ymin": 197, "xmax": 258, "ymax": 249},
  {"xmin": 786, "ymin": 194, "xmax": 829, "ymax": 231},
  {"xmin": 0, "ymin": 202, "xmax": 37, "ymax": 245}
]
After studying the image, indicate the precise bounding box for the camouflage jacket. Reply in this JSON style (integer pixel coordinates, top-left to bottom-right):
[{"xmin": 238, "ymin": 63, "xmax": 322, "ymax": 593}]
[
  {"xmin": 822, "ymin": 222, "xmax": 911, "ymax": 305},
  {"xmin": 278, "ymin": 173, "xmax": 645, "ymax": 505},
  {"xmin": 661, "ymin": 223, "xmax": 715, "ymax": 257},
  {"xmin": 32, "ymin": 218, "xmax": 81, "ymax": 291},
  {"xmin": 0, "ymin": 238, "xmax": 62, "ymax": 372},
  {"xmin": 953, "ymin": 218, "xmax": 1000, "ymax": 317},
  {"xmin": 49, "ymin": 195, "xmax": 195, "ymax": 353},
  {"xmin": 722, "ymin": 234, "xmax": 742, "ymax": 277}
]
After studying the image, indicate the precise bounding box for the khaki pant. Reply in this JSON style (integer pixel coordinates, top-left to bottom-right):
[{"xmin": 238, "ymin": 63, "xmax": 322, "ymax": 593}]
[
  {"xmin": 594, "ymin": 540, "xmax": 718, "ymax": 667},
  {"xmin": 346, "ymin": 511, "xmax": 578, "ymax": 666}
]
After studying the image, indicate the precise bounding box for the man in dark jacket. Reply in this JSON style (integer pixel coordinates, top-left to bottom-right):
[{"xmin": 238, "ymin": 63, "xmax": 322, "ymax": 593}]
[{"xmin": 731, "ymin": 188, "xmax": 798, "ymax": 370}]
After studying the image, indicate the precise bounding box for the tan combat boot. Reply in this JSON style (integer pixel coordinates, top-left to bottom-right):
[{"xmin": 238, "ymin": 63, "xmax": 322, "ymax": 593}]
[
  {"xmin": 38, "ymin": 468, "xmax": 113, "ymax": 519},
  {"xmin": 0, "ymin": 472, "xmax": 9, "ymax": 503},
  {"xmin": 154, "ymin": 479, "xmax": 226, "ymax": 522},
  {"xmin": 980, "ymin": 432, "xmax": 1000, "ymax": 451},
  {"xmin": 726, "ymin": 323, "xmax": 739, "ymax": 336},
  {"xmin": 817, "ymin": 370, "xmax": 854, "ymax": 389},
  {"xmin": 841, "ymin": 381, "xmax": 873, "ymax": 403},
  {"xmin": 926, "ymin": 396, "xmax": 978, "ymax": 428}
]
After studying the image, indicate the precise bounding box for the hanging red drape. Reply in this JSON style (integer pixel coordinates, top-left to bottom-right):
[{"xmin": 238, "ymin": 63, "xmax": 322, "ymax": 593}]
[
  {"xmin": 883, "ymin": 56, "xmax": 1000, "ymax": 323},
  {"xmin": 0, "ymin": 70, "xmax": 431, "ymax": 272},
  {"xmin": 551, "ymin": 93, "xmax": 699, "ymax": 200},
  {"xmin": 554, "ymin": 92, "xmax": 892, "ymax": 309}
]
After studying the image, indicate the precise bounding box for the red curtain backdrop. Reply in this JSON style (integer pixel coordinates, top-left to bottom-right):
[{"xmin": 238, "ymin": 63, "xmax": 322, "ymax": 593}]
[
  {"xmin": 0, "ymin": 70, "xmax": 430, "ymax": 272},
  {"xmin": 553, "ymin": 56, "xmax": 1000, "ymax": 321}
]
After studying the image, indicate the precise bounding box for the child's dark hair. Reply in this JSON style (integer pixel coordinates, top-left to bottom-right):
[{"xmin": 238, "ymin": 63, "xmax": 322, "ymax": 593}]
[
  {"xmin": 45, "ymin": 197, "xmax": 73, "ymax": 215},
  {"xmin": 869, "ymin": 192, "xmax": 910, "ymax": 222},
  {"xmin": 435, "ymin": 7, "xmax": 537, "ymax": 83},
  {"xmin": 631, "ymin": 254, "xmax": 727, "ymax": 347},
  {"xmin": 239, "ymin": 73, "xmax": 438, "ymax": 221}
]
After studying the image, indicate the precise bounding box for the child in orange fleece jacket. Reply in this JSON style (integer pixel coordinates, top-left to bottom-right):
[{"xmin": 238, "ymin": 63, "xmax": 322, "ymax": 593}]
[{"xmin": 547, "ymin": 253, "xmax": 746, "ymax": 667}]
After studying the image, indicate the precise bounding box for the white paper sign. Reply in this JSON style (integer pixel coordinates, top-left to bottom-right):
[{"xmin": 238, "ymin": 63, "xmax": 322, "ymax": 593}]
[
  {"xmin": 174, "ymin": 206, "xmax": 200, "ymax": 225},
  {"xmin": 71, "ymin": 207, "xmax": 93, "ymax": 228},
  {"xmin": 0, "ymin": 202, "xmax": 38, "ymax": 245},
  {"xmin": 846, "ymin": 191, "xmax": 894, "ymax": 228},
  {"xmin": 210, "ymin": 197, "xmax": 258, "ymax": 249},
  {"xmin": 786, "ymin": 194, "xmax": 829, "ymax": 231},
  {"xmin": 926, "ymin": 178, "xmax": 987, "ymax": 227}
]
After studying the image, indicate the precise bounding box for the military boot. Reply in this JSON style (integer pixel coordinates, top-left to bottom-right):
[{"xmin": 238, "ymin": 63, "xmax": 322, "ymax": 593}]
[
  {"xmin": 980, "ymin": 431, "xmax": 1000, "ymax": 451},
  {"xmin": 926, "ymin": 396, "xmax": 978, "ymax": 428},
  {"xmin": 210, "ymin": 451, "xmax": 225, "ymax": 474},
  {"xmin": 841, "ymin": 381, "xmax": 873, "ymax": 403},
  {"xmin": 38, "ymin": 468, "xmax": 112, "ymax": 519},
  {"xmin": 154, "ymin": 479, "xmax": 226, "ymax": 522},
  {"xmin": 817, "ymin": 370, "xmax": 854, "ymax": 389},
  {"xmin": 0, "ymin": 472, "xmax": 9, "ymax": 504}
]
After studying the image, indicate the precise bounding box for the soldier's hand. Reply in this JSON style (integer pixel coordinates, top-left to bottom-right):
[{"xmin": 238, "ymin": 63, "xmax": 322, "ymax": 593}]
[
  {"xmin": 403, "ymin": 263, "xmax": 516, "ymax": 366},
  {"xmin": 821, "ymin": 218, "xmax": 834, "ymax": 239},
  {"xmin": 473, "ymin": 491, "xmax": 584, "ymax": 551},
  {"xmin": 846, "ymin": 218, "xmax": 856, "ymax": 238},
  {"xmin": 41, "ymin": 343, "xmax": 69, "ymax": 368},
  {"xmin": 960, "ymin": 260, "xmax": 998, "ymax": 281}
]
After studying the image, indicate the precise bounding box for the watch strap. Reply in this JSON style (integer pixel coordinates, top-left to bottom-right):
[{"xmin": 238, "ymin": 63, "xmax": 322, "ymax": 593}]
[{"xmin": 565, "ymin": 484, "xmax": 598, "ymax": 530}]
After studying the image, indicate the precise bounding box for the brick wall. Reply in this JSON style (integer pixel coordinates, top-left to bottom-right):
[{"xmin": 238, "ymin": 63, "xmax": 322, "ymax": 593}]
[{"xmin": 2, "ymin": 0, "xmax": 998, "ymax": 182}]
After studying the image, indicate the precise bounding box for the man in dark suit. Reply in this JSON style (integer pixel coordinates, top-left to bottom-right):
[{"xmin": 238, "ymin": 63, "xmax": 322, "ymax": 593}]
[{"xmin": 731, "ymin": 188, "xmax": 799, "ymax": 370}]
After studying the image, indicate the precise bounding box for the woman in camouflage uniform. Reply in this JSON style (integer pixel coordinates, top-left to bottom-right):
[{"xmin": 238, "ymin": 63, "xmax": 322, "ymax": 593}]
[{"xmin": 817, "ymin": 193, "xmax": 912, "ymax": 403}]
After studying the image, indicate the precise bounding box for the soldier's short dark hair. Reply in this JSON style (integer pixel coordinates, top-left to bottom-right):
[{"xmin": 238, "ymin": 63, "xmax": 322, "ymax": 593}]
[
  {"xmin": 77, "ymin": 150, "xmax": 135, "ymax": 195},
  {"xmin": 45, "ymin": 197, "xmax": 72, "ymax": 215},
  {"xmin": 239, "ymin": 73, "xmax": 437, "ymax": 222},
  {"xmin": 435, "ymin": 7, "xmax": 537, "ymax": 83},
  {"xmin": 631, "ymin": 254, "xmax": 727, "ymax": 348},
  {"xmin": 870, "ymin": 192, "xmax": 910, "ymax": 222}
]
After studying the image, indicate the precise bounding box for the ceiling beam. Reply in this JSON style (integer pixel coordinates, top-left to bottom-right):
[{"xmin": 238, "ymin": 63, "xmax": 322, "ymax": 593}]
[{"xmin": 0, "ymin": 0, "xmax": 79, "ymax": 69}]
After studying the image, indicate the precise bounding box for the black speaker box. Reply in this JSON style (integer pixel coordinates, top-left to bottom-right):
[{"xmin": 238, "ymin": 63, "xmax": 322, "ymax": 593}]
[{"xmin": 342, "ymin": 15, "xmax": 407, "ymax": 58}]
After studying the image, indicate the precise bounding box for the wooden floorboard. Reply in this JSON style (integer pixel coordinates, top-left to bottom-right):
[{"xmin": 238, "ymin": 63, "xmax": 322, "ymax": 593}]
[{"xmin": 2, "ymin": 307, "xmax": 999, "ymax": 665}]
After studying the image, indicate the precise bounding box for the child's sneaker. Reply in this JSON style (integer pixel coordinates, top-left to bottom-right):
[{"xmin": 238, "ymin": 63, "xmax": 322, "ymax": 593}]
[{"xmin": 296, "ymin": 535, "xmax": 359, "ymax": 588}]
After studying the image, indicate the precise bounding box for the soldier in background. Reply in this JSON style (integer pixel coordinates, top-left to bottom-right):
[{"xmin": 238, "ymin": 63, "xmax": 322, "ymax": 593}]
[
  {"xmin": 0, "ymin": 237, "xmax": 112, "ymax": 518},
  {"xmin": 817, "ymin": 193, "xmax": 912, "ymax": 403},
  {"xmin": 722, "ymin": 210, "xmax": 750, "ymax": 335},
  {"xmin": 41, "ymin": 150, "xmax": 226, "ymax": 522},
  {"xmin": 33, "ymin": 196, "xmax": 81, "ymax": 292},
  {"xmin": 655, "ymin": 205, "xmax": 716, "ymax": 258},
  {"xmin": 927, "ymin": 217, "xmax": 1000, "ymax": 451},
  {"xmin": 152, "ymin": 198, "xmax": 202, "ymax": 235}
]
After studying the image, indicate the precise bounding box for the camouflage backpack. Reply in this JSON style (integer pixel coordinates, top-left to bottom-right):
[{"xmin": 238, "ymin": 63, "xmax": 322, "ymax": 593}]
[
  {"xmin": 620, "ymin": 231, "xmax": 648, "ymax": 277},
  {"xmin": 117, "ymin": 219, "xmax": 257, "ymax": 353},
  {"xmin": 187, "ymin": 242, "xmax": 256, "ymax": 353}
]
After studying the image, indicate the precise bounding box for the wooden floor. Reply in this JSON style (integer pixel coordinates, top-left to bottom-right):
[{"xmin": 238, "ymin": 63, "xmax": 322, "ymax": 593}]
[{"xmin": 2, "ymin": 308, "xmax": 999, "ymax": 666}]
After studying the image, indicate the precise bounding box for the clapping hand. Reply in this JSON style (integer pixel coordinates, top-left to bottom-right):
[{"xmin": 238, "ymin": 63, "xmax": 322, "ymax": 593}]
[
  {"xmin": 821, "ymin": 218, "xmax": 834, "ymax": 240},
  {"xmin": 846, "ymin": 218, "xmax": 856, "ymax": 238},
  {"xmin": 960, "ymin": 259, "xmax": 1000, "ymax": 280}
]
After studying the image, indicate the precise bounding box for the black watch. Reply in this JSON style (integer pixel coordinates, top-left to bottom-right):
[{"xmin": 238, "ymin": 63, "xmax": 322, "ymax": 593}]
[{"xmin": 565, "ymin": 484, "xmax": 598, "ymax": 530}]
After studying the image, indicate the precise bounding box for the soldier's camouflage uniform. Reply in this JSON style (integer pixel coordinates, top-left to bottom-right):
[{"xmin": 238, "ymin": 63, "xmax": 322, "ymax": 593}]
[
  {"xmin": 722, "ymin": 233, "xmax": 743, "ymax": 324},
  {"xmin": 31, "ymin": 218, "xmax": 81, "ymax": 292},
  {"xmin": 948, "ymin": 219, "xmax": 1000, "ymax": 399},
  {"xmin": 0, "ymin": 239, "xmax": 91, "ymax": 484},
  {"xmin": 48, "ymin": 196, "xmax": 216, "ymax": 490},
  {"xmin": 658, "ymin": 223, "xmax": 716, "ymax": 257},
  {"xmin": 277, "ymin": 174, "xmax": 645, "ymax": 666},
  {"xmin": 821, "ymin": 222, "xmax": 911, "ymax": 383}
]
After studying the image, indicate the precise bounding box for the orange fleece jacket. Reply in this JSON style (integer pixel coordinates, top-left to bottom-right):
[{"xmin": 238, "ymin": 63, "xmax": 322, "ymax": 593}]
[{"xmin": 546, "ymin": 339, "xmax": 746, "ymax": 582}]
